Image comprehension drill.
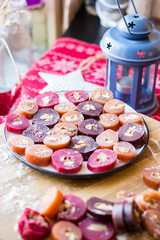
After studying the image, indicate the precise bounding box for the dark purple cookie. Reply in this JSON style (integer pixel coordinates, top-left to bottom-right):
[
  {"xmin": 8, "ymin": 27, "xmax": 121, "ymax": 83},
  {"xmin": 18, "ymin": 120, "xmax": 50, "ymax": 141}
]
[
  {"xmin": 78, "ymin": 217, "xmax": 115, "ymax": 240},
  {"xmin": 57, "ymin": 194, "xmax": 86, "ymax": 222},
  {"xmin": 118, "ymin": 122, "xmax": 146, "ymax": 148},
  {"xmin": 86, "ymin": 197, "xmax": 114, "ymax": 220},
  {"xmin": 22, "ymin": 124, "xmax": 50, "ymax": 144},
  {"xmin": 32, "ymin": 108, "xmax": 59, "ymax": 128},
  {"xmin": 51, "ymin": 149, "xmax": 83, "ymax": 174},
  {"xmin": 78, "ymin": 119, "xmax": 104, "ymax": 138},
  {"xmin": 68, "ymin": 135, "xmax": 98, "ymax": 161},
  {"xmin": 77, "ymin": 101, "xmax": 103, "ymax": 119},
  {"xmin": 112, "ymin": 200, "xmax": 126, "ymax": 233},
  {"xmin": 123, "ymin": 199, "xmax": 142, "ymax": 232}
]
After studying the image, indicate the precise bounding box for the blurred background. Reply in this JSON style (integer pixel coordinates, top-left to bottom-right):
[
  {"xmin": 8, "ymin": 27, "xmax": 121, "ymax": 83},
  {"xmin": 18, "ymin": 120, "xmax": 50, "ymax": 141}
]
[
  {"xmin": 30, "ymin": 0, "xmax": 160, "ymax": 51},
  {"xmin": 0, "ymin": 0, "xmax": 160, "ymax": 92}
]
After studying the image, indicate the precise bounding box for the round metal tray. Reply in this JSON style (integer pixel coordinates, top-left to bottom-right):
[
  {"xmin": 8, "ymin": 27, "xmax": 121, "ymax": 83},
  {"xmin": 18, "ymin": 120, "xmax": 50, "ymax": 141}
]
[{"xmin": 4, "ymin": 91, "xmax": 149, "ymax": 179}]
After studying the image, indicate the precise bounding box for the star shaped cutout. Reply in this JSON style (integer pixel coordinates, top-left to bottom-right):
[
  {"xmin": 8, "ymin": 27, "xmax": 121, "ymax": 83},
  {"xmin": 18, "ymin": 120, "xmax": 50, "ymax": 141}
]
[
  {"xmin": 137, "ymin": 50, "xmax": 145, "ymax": 58},
  {"xmin": 133, "ymin": 15, "xmax": 139, "ymax": 19},
  {"xmin": 39, "ymin": 69, "xmax": 100, "ymax": 94},
  {"xmin": 128, "ymin": 21, "xmax": 136, "ymax": 29},
  {"xmin": 106, "ymin": 42, "xmax": 112, "ymax": 50}
]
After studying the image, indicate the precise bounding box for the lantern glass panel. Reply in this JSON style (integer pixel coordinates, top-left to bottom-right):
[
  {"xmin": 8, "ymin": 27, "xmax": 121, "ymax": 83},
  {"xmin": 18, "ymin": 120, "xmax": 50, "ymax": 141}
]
[
  {"xmin": 116, "ymin": 65, "xmax": 134, "ymax": 82},
  {"xmin": 139, "ymin": 64, "xmax": 157, "ymax": 106},
  {"xmin": 112, "ymin": 64, "xmax": 134, "ymax": 104}
]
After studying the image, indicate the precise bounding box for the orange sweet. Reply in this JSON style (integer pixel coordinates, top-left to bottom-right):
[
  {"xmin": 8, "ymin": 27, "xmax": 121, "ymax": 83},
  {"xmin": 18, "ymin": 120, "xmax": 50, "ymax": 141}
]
[
  {"xmin": 17, "ymin": 100, "xmax": 38, "ymax": 119},
  {"xmin": 135, "ymin": 194, "xmax": 147, "ymax": 212},
  {"xmin": 38, "ymin": 187, "xmax": 63, "ymax": 218},
  {"xmin": 8, "ymin": 135, "xmax": 34, "ymax": 155},
  {"xmin": 119, "ymin": 113, "xmax": 142, "ymax": 125},
  {"xmin": 54, "ymin": 102, "xmax": 76, "ymax": 116},
  {"xmin": 143, "ymin": 166, "xmax": 160, "ymax": 191},
  {"xmin": 25, "ymin": 144, "xmax": 53, "ymax": 167},
  {"xmin": 135, "ymin": 192, "xmax": 160, "ymax": 212},
  {"xmin": 96, "ymin": 129, "xmax": 118, "ymax": 149},
  {"xmin": 143, "ymin": 192, "xmax": 160, "ymax": 211},
  {"xmin": 99, "ymin": 113, "xmax": 119, "ymax": 131},
  {"xmin": 43, "ymin": 134, "xmax": 70, "ymax": 150},
  {"xmin": 61, "ymin": 111, "xmax": 84, "ymax": 126},
  {"xmin": 51, "ymin": 221, "xmax": 82, "ymax": 240},
  {"xmin": 113, "ymin": 141, "xmax": 136, "ymax": 162},
  {"xmin": 104, "ymin": 99, "xmax": 125, "ymax": 116},
  {"xmin": 53, "ymin": 122, "xmax": 78, "ymax": 138},
  {"xmin": 90, "ymin": 87, "xmax": 113, "ymax": 105}
]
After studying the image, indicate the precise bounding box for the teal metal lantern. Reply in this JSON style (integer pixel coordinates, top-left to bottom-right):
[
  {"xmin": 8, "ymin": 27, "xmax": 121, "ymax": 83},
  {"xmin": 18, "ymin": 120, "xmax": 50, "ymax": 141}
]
[{"xmin": 100, "ymin": 0, "xmax": 160, "ymax": 115}]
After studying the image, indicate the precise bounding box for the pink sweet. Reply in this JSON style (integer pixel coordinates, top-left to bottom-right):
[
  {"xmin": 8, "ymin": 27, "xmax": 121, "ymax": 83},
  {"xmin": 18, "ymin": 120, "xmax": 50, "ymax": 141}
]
[
  {"xmin": 51, "ymin": 149, "xmax": 83, "ymax": 173},
  {"xmin": 36, "ymin": 91, "xmax": 59, "ymax": 108},
  {"xmin": 18, "ymin": 208, "xmax": 51, "ymax": 240},
  {"xmin": 65, "ymin": 90, "xmax": 89, "ymax": 106},
  {"xmin": 57, "ymin": 194, "xmax": 86, "ymax": 222},
  {"xmin": 5, "ymin": 114, "xmax": 30, "ymax": 134},
  {"xmin": 87, "ymin": 149, "xmax": 117, "ymax": 173}
]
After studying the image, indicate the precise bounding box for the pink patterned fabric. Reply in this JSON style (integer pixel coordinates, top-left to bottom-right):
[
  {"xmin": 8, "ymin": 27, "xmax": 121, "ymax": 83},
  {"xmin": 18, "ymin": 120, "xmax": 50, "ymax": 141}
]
[{"xmin": 0, "ymin": 37, "xmax": 160, "ymax": 124}]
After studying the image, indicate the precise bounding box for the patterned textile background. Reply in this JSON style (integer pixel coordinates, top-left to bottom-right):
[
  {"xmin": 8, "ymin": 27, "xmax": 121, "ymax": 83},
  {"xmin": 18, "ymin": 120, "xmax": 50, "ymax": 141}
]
[{"xmin": 0, "ymin": 37, "xmax": 160, "ymax": 124}]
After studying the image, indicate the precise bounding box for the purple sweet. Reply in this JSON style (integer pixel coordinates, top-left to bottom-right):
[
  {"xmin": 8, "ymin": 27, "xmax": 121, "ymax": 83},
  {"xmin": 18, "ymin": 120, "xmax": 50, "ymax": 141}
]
[
  {"xmin": 78, "ymin": 119, "xmax": 104, "ymax": 138},
  {"xmin": 68, "ymin": 135, "xmax": 98, "ymax": 161},
  {"xmin": 22, "ymin": 124, "xmax": 50, "ymax": 144},
  {"xmin": 77, "ymin": 101, "xmax": 103, "ymax": 119},
  {"xmin": 32, "ymin": 108, "xmax": 59, "ymax": 128},
  {"xmin": 112, "ymin": 200, "xmax": 126, "ymax": 233},
  {"xmin": 86, "ymin": 197, "xmax": 114, "ymax": 220},
  {"xmin": 118, "ymin": 122, "xmax": 146, "ymax": 148},
  {"xmin": 123, "ymin": 199, "xmax": 142, "ymax": 232}
]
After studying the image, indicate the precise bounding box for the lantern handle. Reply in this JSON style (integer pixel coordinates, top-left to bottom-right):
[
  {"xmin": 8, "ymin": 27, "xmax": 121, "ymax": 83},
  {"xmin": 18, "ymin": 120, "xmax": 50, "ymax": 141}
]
[
  {"xmin": 115, "ymin": 0, "xmax": 138, "ymax": 36},
  {"xmin": 130, "ymin": 0, "xmax": 138, "ymax": 14}
]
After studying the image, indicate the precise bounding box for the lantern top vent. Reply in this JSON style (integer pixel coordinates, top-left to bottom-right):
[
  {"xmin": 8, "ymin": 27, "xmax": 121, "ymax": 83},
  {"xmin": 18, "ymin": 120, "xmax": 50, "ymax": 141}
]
[
  {"xmin": 117, "ymin": 14, "xmax": 154, "ymax": 40},
  {"xmin": 100, "ymin": 0, "xmax": 160, "ymax": 65}
]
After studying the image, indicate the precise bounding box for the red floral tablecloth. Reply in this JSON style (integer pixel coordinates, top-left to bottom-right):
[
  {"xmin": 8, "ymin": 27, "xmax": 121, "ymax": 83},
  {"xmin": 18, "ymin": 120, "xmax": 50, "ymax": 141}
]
[{"xmin": 0, "ymin": 37, "xmax": 160, "ymax": 124}]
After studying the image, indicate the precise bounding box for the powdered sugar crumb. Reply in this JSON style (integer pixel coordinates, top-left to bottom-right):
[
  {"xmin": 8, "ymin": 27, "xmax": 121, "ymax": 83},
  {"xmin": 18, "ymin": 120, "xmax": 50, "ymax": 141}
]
[
  {"xmin": 0, "ymin": 144, "xmax": 40, "ymax": 216},
  {"xmin": 4, "ymin": 177, "xmax": 9, "ymax": 183},
  {"xmin": 150, "ymin": 137, "xmax": 160, "ymax": 150},
  {"xmin": 15, "ymin": 169, "xmax": 24, "ymax": 178},
  {"xmin": 146, "ymin": 137, "xmax": 160, "ymax": 162},
  {"xmin": 1, "ymin": 180, "xmax": 39, "ymax": 213},
  {"xmin": 147, "ymin": 145, "xmax": 159, "ymax": 161},
  {"xmin": 13, "ymin": 220, "xmax": 21, "ymax": 240},
  {"xmin": 27, "ymin": 175, "xmax": 33, "ymax": 180},
  {"xmin": 117, "ymin": 234, "xmax": 128, "ymax": 240}
]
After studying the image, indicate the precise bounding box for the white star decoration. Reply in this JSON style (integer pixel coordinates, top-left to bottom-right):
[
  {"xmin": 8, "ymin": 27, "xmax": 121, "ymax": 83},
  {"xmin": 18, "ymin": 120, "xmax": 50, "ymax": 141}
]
[{"xmin": 39, "ymin": 69, "xmax": 100, "ymax": 94}]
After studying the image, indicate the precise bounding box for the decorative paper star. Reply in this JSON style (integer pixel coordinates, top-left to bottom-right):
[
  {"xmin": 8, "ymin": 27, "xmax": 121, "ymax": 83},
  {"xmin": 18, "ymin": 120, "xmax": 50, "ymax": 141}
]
[
  {"xmin": 128, "ymin": 22, "xmax": 136, "ymax": 29},
  {"xmin": 137, "ymin": 50, "xmax": 145, "ymax": 58},
  {"xmin": 106, "ymin": 42, "xmax": 112, "ymax": 50},
  {"xmin": 133, "ymin": 15, "xmax": 139, "ymax": 19},
  {"xmin": 39, "ymin": 69, "xmax": 100, "ymax": 94}
]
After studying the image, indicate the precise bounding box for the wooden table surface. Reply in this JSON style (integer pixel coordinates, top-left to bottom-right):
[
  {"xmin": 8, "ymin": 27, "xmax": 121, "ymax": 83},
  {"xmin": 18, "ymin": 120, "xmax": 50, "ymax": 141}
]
[{"xmin": 0, "ymin": 114, "xmax": 159, "ymax": 240}]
